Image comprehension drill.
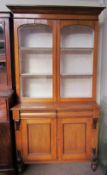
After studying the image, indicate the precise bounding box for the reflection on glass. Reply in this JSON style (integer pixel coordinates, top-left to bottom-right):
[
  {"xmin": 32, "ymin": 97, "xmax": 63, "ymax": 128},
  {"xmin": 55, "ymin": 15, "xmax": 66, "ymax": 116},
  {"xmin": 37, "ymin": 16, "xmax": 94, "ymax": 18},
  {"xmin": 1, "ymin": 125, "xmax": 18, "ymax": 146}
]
[
  {"xmin": 0, "ymin": 63, "xmax": 6, "ymax": 85},
  {"xmin": 60, "ymin": 25, "xmax": 94, "ymax": 98},
  {"xmin": 0, "ymin": 23, "xmax": 6, "ymax": 87},
  {"xmin": 0, "ymin": 23, "xmax": 5, "ymax": 55},
  {"xmin": 18, "ymin": 24, "xmax": 53, "ymax": 98}
]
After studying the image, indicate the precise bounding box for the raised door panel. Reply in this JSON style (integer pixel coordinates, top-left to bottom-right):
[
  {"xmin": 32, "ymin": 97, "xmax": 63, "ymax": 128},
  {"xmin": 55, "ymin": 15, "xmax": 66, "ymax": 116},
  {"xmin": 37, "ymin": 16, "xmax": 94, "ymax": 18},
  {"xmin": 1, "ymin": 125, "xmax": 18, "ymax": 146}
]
[
  {"xmin": 28, "ymin": 124, "xmax": 50, "ymax": 154},
  {"xmin": 21, "ymin": 117, "xmax": 56, "ymax": 162},
  {"xmin": 64, "ymin": 123, "xmax": 85, "ymax": 153},
  {"xmin": 58, "ymin": 117, "xmax": 92, "ymax": 160}
]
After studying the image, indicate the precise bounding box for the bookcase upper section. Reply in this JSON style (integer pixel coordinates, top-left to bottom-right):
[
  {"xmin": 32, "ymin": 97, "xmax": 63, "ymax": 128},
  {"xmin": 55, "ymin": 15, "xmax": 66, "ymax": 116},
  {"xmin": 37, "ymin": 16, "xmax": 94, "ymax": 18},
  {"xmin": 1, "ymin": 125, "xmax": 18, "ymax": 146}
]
[{"xmin": 7, "ymin": 6, "xmax": 104, "ymax": 103}]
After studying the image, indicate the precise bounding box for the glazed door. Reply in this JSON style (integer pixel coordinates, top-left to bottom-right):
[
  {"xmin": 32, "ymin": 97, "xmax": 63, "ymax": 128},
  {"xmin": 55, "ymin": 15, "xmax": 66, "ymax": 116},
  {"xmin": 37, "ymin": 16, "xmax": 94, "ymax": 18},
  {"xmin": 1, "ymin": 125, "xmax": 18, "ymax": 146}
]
[
  {"xmin": 58, "ymin": 117, "xmax": 92, "ymax": 160},
  {"xmin": 14, "ymin": 19, "xmax": 57, "ymax": 102},
  {"xmin": 0, "ymin": 19, "xmax": 11, "ymax": 89},
  {"xmin": 21, "ymin": 115, "xmax": 56, "ymax": 162},
  {"xmin": 57, "ymin": 20, "xmax": 98, "ymax": 102},
  {"xmin": 0, "ymin": 21, "xmax": 7, "ymax": 88},
  {"xmin": 0, "ymin": 20, "xmax": 7, "ymax": 89}
]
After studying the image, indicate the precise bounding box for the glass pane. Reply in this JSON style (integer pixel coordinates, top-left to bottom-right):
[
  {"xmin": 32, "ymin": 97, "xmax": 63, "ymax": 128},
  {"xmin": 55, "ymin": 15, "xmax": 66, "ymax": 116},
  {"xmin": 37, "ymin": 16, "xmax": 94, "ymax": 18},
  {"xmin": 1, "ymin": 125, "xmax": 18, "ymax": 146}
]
[
  {"xmin": 60, "ymin": 25, "xmax": 94, "ymax": 98},
  {"xmin": 0, "ymin": 63, "xmax": 7, "ymax": 86},
  {"xmin": 21, "ymin": 77, "xmax": 52, "ymax": 98},
  {"xmin": 18, "ymin": 24, "xmax": 53, "ymax": 98},
  {"xmin": 61, "ymin": 49, "xmax": 93, "ymax": 75},
  {"xmin": 20, "ymin": 50, "xmax": 52, "ymax": 74},
  {"xmin": 0, "ymin": 23, "xmax": 5, "ymax": 55},
  {"xmin": 61, "ymin": 26, "xmax": 94, "ymax": 48},
  {"xmin": 0, "ymin": 23, "xmax": 7, "ymax": 87},
  {"xmin": 61, "ymin": 78, "xmax": 92, "ymax": 98},
  {"xmin": 19, "ymin": 24, "xmax": 52, "ymax": 48}
]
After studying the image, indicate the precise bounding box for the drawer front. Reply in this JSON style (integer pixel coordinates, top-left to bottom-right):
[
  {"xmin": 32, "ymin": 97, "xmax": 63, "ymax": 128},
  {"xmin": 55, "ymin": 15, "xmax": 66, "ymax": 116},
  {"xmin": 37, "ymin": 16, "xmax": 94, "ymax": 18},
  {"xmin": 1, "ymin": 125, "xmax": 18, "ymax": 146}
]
[{"xmin": 0, "ymin": 99, "xmax": 7, "ymax": 122}]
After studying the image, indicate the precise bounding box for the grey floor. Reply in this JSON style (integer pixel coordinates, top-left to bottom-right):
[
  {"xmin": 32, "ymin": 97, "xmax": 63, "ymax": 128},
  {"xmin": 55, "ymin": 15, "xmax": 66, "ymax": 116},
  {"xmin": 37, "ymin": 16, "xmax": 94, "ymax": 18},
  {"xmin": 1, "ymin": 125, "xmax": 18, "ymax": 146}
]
[{"xmin": 22, "ymin": 163, "xmax": 103, "ymax": 175}]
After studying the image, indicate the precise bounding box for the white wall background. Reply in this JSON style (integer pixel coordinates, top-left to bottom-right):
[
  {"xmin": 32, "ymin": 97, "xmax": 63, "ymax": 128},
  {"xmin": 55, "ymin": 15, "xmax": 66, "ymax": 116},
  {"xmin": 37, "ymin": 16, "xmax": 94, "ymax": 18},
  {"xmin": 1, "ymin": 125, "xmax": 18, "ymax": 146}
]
[
  {"xmin": 0, "ymin": 0, "xmax": 105, "ymax": 11},
  {"xmin": 100, "ymin": 9, "xmax": 107, "ymax": 101}
]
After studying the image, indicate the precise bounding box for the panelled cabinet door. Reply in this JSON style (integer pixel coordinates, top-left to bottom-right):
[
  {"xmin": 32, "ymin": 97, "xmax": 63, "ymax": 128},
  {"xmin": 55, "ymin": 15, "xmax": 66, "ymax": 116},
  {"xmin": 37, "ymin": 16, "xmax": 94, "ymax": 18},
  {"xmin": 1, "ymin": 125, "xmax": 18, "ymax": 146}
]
[
  {"xmin": 21, "ymin": 117, "xmax": 56, "ymax": 162},
  {"xmin": 58, "ymin": 117, "xmax": 92, "ymax": 160},
  {"xmin": 57, "ymin": 20, "xmax": 97, "ymax": 101}
]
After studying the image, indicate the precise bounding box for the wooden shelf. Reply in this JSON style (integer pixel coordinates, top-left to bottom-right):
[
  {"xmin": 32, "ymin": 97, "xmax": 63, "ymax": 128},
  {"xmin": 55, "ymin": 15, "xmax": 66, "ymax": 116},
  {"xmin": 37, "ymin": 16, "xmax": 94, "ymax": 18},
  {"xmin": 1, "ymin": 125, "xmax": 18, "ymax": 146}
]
[
  {"xmin": 61, "ymin": 47, "xmax": 93, "ymax": 53},
  {"xmin": 20, "ymin": 47, "xmax": 93, "ymax": 54},
  {"xmin": 20, "ymin": 73, "xmax": 52, "ymax": 78},
  {"xmin": 20, "ymin": 47, "xmax": 52, "ymax": 53},
  {"xmin": 20, "ymin": 73, "xmax": 92, "ymax": 82},
  {"xmin": 60, "ymin": 74, "xmax": 92, "ymax": 78}
]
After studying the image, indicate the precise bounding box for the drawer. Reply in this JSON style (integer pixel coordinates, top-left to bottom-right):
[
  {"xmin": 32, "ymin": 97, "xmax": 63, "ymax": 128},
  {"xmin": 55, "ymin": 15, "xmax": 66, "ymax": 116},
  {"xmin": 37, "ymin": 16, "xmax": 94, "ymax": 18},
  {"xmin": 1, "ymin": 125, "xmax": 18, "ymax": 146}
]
[
  {"xmin": 20, "ymin": 111, "xmax": 56, "ymax": 119},
  {"xmin": 0, "ymin": 99, "xmax": 7, "ymax": 122}
]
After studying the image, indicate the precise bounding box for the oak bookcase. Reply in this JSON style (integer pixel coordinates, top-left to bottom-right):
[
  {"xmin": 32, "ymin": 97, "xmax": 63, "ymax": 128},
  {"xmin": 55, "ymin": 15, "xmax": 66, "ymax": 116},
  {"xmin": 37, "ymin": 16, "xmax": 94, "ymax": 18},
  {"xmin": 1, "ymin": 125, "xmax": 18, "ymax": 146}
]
[{"xmin": 8, "ymin": 5, "xmax": 104, "ymax": 173}]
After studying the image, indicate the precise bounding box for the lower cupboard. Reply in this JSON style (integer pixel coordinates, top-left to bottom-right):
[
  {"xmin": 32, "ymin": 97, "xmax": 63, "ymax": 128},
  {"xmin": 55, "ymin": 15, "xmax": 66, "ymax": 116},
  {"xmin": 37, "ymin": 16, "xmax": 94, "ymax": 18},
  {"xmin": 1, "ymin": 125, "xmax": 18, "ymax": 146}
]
[
  {"xmin": 58, "ymin": 117, "xmax": 92, "ymax": 160},
  {"xmin": 15, "ymin": 113, "xmax": 94, "ymax": 163},
  {"xmin": 21, "ymin": 117, "xmax": 57, "ymax": 161}
]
